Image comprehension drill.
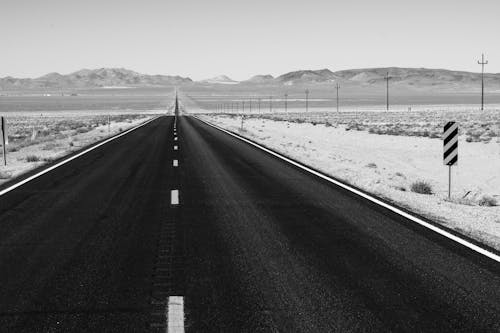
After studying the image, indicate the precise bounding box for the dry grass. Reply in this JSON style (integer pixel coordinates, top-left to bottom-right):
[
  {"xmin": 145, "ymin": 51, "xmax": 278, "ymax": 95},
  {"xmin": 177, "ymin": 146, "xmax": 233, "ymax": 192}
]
[
  {"xmin": 26, "ymin": 155, "xmax": 41, "ymax": 162},
  {"xmin": 0, "ymin": 170, "xmax": 12, "ymax": 179},
  {"xmin": 478, "ymin": 195, "xmax": 498, "ymax": 207},
  {"xmin": 411, "ymin": 180, "xmax": 433, "ymax": 195},
  {"xmin": 4, "ymin": 114, "xmax": 149, "ymax": 153}
]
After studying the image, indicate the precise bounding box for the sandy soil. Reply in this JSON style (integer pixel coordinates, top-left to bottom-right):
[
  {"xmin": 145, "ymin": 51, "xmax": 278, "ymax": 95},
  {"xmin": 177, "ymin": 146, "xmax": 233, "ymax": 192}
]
[{"xmin": 201, "ymin": 114, "xmax": 500, "ymax": 251}]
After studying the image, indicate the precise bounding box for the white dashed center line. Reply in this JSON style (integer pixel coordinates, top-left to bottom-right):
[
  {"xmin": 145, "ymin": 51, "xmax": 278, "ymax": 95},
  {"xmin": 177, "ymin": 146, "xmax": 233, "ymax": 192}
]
[
  {"xmin": 174, "ymin": 137, "xmax": 178, "ymax": 141},
  {"xmin": 174, "ymin": 145, "xmax": 178, "ymax": 150},
  {"xmin": 173, "ymin": 159, "xmax": 178, "ymax": 167},
  {"xmin": 171, "ymin": 190, "xmax": 179, "ymax": 205},
  {"xmin": 167, "ymin": 296, "xmax": 184, "ymax": 332}
]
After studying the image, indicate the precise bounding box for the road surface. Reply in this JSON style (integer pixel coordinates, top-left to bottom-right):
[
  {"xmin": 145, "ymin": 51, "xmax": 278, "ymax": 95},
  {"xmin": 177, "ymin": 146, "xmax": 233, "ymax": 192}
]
[{"xmin": 0, "ymin": 115, "xmax": 499, "ymax": 332}]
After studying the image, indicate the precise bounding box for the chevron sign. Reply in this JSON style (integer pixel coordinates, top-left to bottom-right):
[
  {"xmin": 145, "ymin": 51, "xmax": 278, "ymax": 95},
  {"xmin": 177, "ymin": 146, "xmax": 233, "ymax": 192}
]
[{"xmin": 443, "ymin": 122, "xmax": 458, "ymax": 166}]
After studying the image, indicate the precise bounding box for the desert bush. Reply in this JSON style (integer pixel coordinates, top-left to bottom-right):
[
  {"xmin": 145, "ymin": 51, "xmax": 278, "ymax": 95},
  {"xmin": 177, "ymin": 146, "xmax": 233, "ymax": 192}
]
[
  {"xmin": 478, "ymin": 195, "xmax": 498, "ymax": 207},
  {"xmin": 0, "ymin": 170, "xmax": 12, "ymax": 179},
  {"xmin": 76, "ymin": 127, "xmax": 89, "ymax": 134},
  {"xmin": 366, "ymin": 162, "xmax": 377, "ymax": 168},
  {"xmin": 410, "ymin": 180, "xmax": 433, "ymax": 195},
  {"xmin": 26, "ymin": 155, "xmax": 40, "ymax": 162},
  {"xmin": 445, "ymin": 197, "xmax": 476, "ymax": 206},
  {"xmin": 42, "ymin": 142, "xmax": 59, "ymax": 150}
]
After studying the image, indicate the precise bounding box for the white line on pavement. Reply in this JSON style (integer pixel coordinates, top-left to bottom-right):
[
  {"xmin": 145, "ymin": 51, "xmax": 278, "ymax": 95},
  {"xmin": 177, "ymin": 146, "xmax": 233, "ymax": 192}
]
[
  {"xmin": 167, "ymin": 296, "xmax": 184, "ymax": 333},
  {"xmin": 173, "ymin": 160, "xmax": 178, "ymax": 167},
  {"xmin": 171, "ymin": 190, "xmax": 179, "ymax": 205}
]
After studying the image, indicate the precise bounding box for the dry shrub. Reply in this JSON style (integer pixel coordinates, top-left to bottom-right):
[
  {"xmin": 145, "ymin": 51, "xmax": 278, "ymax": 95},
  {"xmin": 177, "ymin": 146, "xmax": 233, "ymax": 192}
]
[
  {"xmin": 411, "ymin": 180, "xmax": 433, "ymax": 195},
  {"xmin": 26, "ymin": 155, "xmax": 40, "ymax": 162},
  {"xmin": 0, "ymin": 170, "xmax": 12, "ymax": 179},
  {"xmin": 478, "ymin": 195, "xmax": 498, "ymax": 207}
]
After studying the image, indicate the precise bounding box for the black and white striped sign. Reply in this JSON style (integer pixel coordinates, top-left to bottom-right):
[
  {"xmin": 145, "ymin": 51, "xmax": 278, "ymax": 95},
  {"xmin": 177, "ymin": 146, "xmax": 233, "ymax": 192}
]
[{"xmin": 443, "ymin": 121, "xmax": 458, "ymax": 166}]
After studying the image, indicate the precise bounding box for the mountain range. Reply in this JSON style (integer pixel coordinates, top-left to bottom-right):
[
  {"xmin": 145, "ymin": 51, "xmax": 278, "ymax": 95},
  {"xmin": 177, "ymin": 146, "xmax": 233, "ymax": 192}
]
[{"xmin": 1, "ymin": 67, "xmax": 500, "ymax": 91}]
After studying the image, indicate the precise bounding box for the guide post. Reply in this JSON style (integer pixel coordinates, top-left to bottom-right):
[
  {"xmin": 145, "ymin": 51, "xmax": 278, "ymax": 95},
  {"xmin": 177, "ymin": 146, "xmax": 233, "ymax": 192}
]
[
  {"xmin": 443, "ymin": 121, "xmax": 458, "ymax": 198},
  {"xmin": 1, "ymin": 116, "xmax": 7, "ymax": 166}
]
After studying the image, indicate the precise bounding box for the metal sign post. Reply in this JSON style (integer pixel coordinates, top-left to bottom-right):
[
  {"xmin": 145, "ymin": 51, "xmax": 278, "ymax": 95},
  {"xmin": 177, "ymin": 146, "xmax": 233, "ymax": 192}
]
[
  {"xmin": 1, "ymin": 116, "xmax": 7, "ymax": 166},
  {"xmin": 443, "ymin": 121, "xmax": 458, "ymax": 198}
]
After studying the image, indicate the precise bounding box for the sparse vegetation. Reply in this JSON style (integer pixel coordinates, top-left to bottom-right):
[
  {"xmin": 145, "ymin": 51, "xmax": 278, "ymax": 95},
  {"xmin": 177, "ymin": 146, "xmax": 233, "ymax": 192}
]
[
  {"xmin": 252, "ymin": 109, "xmax": 499, "ymax": 142},
  {"xmin": 0, "ymin": 170, "xmax": 12, "ymax": 179},
  {"xmin": 26, "ymin": 155, "xmax": 41, "ymax": 162},
  {"xmin": 445, "ymin": 197, "xmax": 476, "ymax": 206},
  {"xmin": 410, "ymin": 180, "xmax": 433, "ymax": 195},
  {"xmin": 478, "ymin": 195, "xmax": 498, "ymax": 207}
]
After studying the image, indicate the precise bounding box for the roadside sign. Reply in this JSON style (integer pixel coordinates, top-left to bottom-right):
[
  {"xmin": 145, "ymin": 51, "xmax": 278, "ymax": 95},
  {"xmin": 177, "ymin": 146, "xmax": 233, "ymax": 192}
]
[
  {"xmin": 443, "ymin": 121, "xmax": 458, "ymax": 166},
  {"xmin": 443, "ymin": 121, "xmax": 458, "ymax": 198}
]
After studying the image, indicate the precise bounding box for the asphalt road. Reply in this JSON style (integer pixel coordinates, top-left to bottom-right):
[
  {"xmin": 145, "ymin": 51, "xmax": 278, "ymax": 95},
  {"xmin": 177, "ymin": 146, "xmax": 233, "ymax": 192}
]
[{"xmin": 0, "ymin": 115, "xmax": 499, "ymax": 332}]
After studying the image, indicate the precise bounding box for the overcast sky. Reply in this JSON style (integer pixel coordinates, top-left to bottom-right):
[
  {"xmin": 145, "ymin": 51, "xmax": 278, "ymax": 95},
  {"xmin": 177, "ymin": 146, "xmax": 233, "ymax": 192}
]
[{"xmin": 1, "ymin": 0, "xmax": 499, "ymax": 80}]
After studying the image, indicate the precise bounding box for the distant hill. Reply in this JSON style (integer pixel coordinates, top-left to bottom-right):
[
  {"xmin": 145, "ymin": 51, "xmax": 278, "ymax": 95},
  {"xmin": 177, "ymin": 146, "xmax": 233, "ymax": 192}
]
[
  {"xmin": 2, "ymin": 67, "xmax": 500, "ymax": 92},
  {"xmin": 0, "ymin": 68, "xmax": 192, "ymax": 90},
  {"xmin": 200, "ymin": 75, "xmax": 239, "ymax": 84},
  {"xmin": 244, "ymin": 74, "xmax": 275, "ymax": 83},
  {"xmin": 274, "ymin": 67, "xmax": 500, "ymax": 91},
  {"xmin": 275, "ymin": 69, "xmax": 339, "ymax": 84}
]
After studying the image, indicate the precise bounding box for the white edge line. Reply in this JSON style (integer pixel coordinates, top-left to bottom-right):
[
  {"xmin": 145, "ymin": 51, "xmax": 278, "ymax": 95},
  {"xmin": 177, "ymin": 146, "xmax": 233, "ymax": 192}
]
[
  {"xmin": 167, "ymin": 296, "xmax": 184, "ymax": 333},
  {"xmin": 194, "ymin": 115, "xmax": 500, "ymax": 263},
  {"xmin": 0, "ymin": 115, "xmax": 162, "ymax": 197}
]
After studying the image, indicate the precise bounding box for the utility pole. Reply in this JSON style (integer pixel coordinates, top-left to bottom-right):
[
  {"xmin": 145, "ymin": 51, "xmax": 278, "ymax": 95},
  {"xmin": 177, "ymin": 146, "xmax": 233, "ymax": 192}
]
[
  {"xmin": 336, "ymin": 83, "xmax": 340, "ymax": 113},
  {"xmin": 478, "ymin": 53, "xmax": 488, "ymax": 111},
  {"xmin": 284, "ymin": 93, "xmax": 288, "ymax": 113},
  {"xmin": 386, "ymin": 72, "xmax": 390, "ymax": 111},
  {"xmin": 305, "ymin": 89, "xmax": 310, "ymax": 112}
]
